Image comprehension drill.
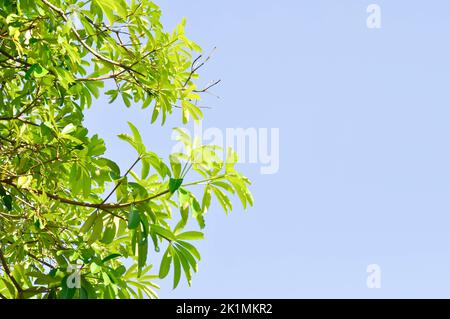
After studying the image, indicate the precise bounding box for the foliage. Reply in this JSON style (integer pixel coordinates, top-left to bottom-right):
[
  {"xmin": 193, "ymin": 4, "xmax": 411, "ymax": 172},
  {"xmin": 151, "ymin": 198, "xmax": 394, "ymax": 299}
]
[{"xmin": 0, "ymin": 0, "xmax": 252, "ymax": 299}]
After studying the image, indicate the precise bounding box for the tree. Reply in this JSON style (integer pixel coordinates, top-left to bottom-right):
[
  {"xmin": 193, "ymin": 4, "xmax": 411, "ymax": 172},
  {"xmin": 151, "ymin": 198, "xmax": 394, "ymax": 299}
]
[{"xmin": 0, "ymin": 0, "xmax": 252, "ymax": 299}]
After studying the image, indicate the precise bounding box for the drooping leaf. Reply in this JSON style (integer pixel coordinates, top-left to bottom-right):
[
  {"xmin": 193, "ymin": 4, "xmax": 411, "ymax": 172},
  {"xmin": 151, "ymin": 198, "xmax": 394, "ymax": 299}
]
[{"xmin": 128, "ymin": 208, "xmax": 141, "ymax": 230}]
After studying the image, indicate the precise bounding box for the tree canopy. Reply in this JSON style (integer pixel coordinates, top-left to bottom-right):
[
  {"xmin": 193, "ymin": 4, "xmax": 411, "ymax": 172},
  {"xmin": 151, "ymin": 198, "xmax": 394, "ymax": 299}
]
[{"xmin": 0, "ymin": 0, "xmax": 252, "ymax": 299}]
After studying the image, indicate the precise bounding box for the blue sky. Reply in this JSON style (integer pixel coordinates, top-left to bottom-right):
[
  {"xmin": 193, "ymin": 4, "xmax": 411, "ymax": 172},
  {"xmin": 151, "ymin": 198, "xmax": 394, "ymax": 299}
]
[{"xmin": 85, "ymin": 0, "xmax": 450, "ymax": 298}]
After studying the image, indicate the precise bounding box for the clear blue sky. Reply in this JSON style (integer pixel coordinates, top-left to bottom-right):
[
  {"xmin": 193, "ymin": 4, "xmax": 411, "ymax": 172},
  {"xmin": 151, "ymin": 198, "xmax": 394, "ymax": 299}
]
[{"xmin": 85, "ymin": 0, "xmax": 450, "ymax": 298}]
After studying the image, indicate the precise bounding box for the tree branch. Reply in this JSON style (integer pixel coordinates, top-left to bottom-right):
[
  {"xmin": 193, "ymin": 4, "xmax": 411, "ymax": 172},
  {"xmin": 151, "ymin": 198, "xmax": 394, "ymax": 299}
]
[
  {"xmin": 28, "ymin": 252, "xmax": 55, "ymax": 269},
  {"xmin": 75, "ymin": 73, "xmax": 122, "ymax": 82},
  {"xmin": 0, "ymin": 247, "xmax": 23, "ymax": 298},
  {"xmin": 0, "ymin": 88, "xmax": 43, "ymax": 127},
  {"xmin": 0, "ymin": 174, "xmax": 228, "ymax": 212},
  {"xmin": 0, "ymin": 178, "xmax": 168, "ymax": 210},
  {"xmin": 0, "ymin": 48, "xmax": 31, "ymax": 67},
  {"xmin": 0, "ymin": 117, "xmax": 39, "ymax": 126}
]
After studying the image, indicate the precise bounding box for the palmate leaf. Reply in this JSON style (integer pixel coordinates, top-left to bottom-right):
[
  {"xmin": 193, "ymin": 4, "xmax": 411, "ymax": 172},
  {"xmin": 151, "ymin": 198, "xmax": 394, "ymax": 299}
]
[{"xmin": 158, "ymin": 236, "xmax": 202, "ymax": 288}]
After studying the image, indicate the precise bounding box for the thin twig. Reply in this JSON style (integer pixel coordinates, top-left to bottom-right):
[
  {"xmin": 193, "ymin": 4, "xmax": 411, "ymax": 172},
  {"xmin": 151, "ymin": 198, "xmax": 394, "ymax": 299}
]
[
  {"xmin": 194, "ymin": 79, "xmax": 221, "ymax": 93},
  {"xmin": 28, "ymin": 252, "xmax": 55, "ymax": 269},
  {"xmin": 0, "ymin": 48, "xmax": 31, "ymax": 67},
  {"xmin": 100, "ymin": 155, "xmax": 142, "ymax": 206}
]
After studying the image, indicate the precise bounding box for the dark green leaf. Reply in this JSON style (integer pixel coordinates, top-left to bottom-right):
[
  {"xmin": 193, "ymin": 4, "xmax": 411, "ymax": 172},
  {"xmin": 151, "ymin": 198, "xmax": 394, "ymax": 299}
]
[
  {"xmin": 128, "ymin": 208, "xmax": 140, "ymax": 229},
  {"xmin": 101, "ymin": 253, "xmax": 121, "ymax": 264},
  {"xmin": 2, "ymin": 194, "xmax": 12, "ymax": 211},
  {"xmin": 169, "ymin": 178, "xmax": 183, "ymax": 194},
  {"xmin": 0, "ymin": 184, "xmax": 6, "ymax": 197}
]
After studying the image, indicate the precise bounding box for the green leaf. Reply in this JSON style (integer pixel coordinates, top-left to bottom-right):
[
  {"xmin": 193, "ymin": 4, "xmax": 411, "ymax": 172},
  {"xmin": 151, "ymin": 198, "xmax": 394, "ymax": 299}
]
[
  {"xmin": 80, "ymin": 213, "xmax": 97, "ymax": 234},
  {"xmin": 80, "ymin": 168, "xmax": 91, "ymax": 197},
  {"xmin": 81, "ymin": 277, "xmax": 97, "ymax": 299},
  {"xmin": 142, "ymin": 152, "xmax": 170, "ymax": 178},
  {"xmin": 181, "ymin": 100, "xmax": 203, "ymax": 123},
  {"xmin": 212, "ymin": 186, "xmax": 233, "ymax": 214},
  {"xmin": 90, "ymin": 263, "xmax": 102, "ymax": 274},
  {"xmin": 93, "ymin": 0, "xmax": 127, "ymax": 23},
  {"xmin": 176, "ymin": 244, "xmax": 198, "ymax": 273},
  {"xmin": 151, "ymin": 105, "xmax": 160, "ymax": 123},
  {"xmin": 2, "ymin": 278, "xmax": 15, "ymax": 297},
  {"xmin": 118, "ymin": 133, "xmax": 145, "ymax": 155},
  {"xmin": 176, "ymin": 231, "xmax": 204, "ymax": 241},
  {"xmin": 24, "ymin": 64, "xmax": 37, "ymax": 80},
  {"xmin": 169, "ymin": 154, "xmax": 182, "ymax": 178},
  {"xmin": 25, "ymin": 64, "xmax": 48, "ymax": 80},
  {"xmin": 201, "ymin": 186, "xmax": 211, "ymax": 213},
  {"xmin": 177, "ymin": 241, "xmax": 201, "ymax": 261},
  {"xmin": 33, "ymin": 64, "xmax": 49, "ymax": 78},
  {"xmin": 127, "ymin": 122, "xmax": 143, "ymax": 147},
  {"xmin": 101, "ymin": 253, "xmax": 121, "ymax": 264},
  {"xmin": 139, "ymin": 213, "xmax": 150, "ymax": 239},
  {"xmin": 2, "ymin": 194, "xmax": 12, "ymax": 211},
  {"xmin": 102, "ymin": 271, "xmax": 111, "ymax": 285},
  {"xmin": 174, "ymin": 205, "xmax": 189, "ymax": 235},
  {"xmin": 141, "ymin": 160, "xmax": 150, "ymax": 179},
  {"xmin": 128, "ymin": 208, "xmax": 141, "ymax": 229},
  {"xmin": 172, "ymin": 250, "xmax": 181, "ymax": 289},
  {"xmin": 196, "ymin": 213, "xmax": 206, "ymax": 229},
  {"xmin": 87, "ymin": 215, "xmax": 103, "ymax": 244},
  {"xmin": 177, "ymin": 247, "xmax": 192, "ymax": 286},
  {"xmin": 159, "ymin": 248, "xmax": 172, "ymax": 279},
  {"xmin": 0, "ymin": 185, "xmax": 6, "ymax": 197},
  {"xmin": 98, "ymin": 158, "xmax": 121, "ymax": 180},
  {"xmin": 169, "ymin": 178, "xmax": 183, "ymax": 194},
  {"xmin": 138, "ymin": 237, "xmax": 148, "ymax": 276},
  {"xmin": 101, "ymin": 222, "xmax": 116, "ymax": 244},
  {"xmin": 61, "ymin": 123, "xmax": 76, "ymax": 135},
  {"xmin": 60, "ymin": 276, "xmax": 76, "ymax": 299},
  {"xmin": 151, "ymin": 224, "xmax": 176, "ymax": 241},
  {"xmin": 17, "ymin": 175, "xmax": 32, "ymax": 188}
]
